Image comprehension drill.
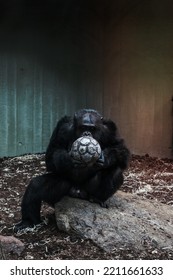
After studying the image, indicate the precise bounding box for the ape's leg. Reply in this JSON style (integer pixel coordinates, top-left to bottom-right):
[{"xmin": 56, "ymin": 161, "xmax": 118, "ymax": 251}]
[
  {"xmin": 14, "ymin": 173, "xmax": 71, "ymax": 232},
  {"xmin": 84, "ymin": 168, "xmax": 124, "ymax": 206}
]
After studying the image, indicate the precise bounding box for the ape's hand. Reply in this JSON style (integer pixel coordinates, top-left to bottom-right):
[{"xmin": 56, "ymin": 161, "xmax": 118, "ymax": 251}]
[
  {"xmin": 69, "ymin": 151, "xmax": 86, "ymax": 168},
  {"xmin": 94, "ymin": 151, "xmax": 105, "ymax": 169}
]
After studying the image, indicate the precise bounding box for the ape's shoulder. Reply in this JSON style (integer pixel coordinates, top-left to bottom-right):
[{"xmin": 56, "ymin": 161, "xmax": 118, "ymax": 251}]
[
  {"xmin": 48, "ymin": 115, "xmax": 73, "ymax": 147},
  {"xmin": 56, "ymin": 115, "xmax": 72, "ymax": 129},
  {"xmin": 53, "ymin": 115, "xmax": 73, "ymax": 134}
]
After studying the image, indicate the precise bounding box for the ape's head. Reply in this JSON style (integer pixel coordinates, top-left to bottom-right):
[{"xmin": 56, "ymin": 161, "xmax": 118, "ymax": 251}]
[{"xmin": 73, "ymin": 109, "xmax": 103, "ymax": 140}]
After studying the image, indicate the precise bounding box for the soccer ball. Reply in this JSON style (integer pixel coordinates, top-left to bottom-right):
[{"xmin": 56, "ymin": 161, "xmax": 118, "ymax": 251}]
[{"xmin": 70, "ymin": 136, "xmax": 102, "ymax": 165}]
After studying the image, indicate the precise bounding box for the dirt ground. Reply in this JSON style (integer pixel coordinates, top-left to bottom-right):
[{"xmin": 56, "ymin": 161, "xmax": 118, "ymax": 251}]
[{"xmin": 0, "ymin": 153, "xmax": 173, "ymax": 260}]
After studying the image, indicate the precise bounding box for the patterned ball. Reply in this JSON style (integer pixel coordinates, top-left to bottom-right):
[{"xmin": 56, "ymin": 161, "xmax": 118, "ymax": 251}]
[{"xmin": 70, "ymin": 136, "xmax": 101, "ymax": 165}]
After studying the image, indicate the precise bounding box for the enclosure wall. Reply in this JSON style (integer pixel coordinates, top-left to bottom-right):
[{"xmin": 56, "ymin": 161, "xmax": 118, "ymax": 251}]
[
  {"xmin": 103, "ymin": 0, "xmax": 173, "ymax": 158},
  {"xmin": 0, "ymin": 0, "xmax": 104, "ymax": 156},
  {"xmin": 0, "ymin": 0, "xmax": 173, "ymax": 158}
]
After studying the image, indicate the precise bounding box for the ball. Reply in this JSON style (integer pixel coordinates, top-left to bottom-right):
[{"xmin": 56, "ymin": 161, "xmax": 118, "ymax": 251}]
[{"xmin": 70, "ymin": 136, "xmax": 102, "ymax": 165}]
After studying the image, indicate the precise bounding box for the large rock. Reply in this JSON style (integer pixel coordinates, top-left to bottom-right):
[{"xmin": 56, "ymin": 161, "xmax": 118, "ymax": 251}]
[{"xmin": 55, "ymin": 191, "xmax": 173, "ymax": 252}]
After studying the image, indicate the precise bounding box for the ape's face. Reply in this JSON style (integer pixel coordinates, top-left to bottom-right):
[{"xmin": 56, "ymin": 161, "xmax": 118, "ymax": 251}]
[{"xmin": 74, "ymin": 109, "xmax": 103, "ymax": 140}]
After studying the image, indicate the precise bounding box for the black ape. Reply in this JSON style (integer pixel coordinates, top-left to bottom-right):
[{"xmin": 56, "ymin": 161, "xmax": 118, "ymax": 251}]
[{"xmin": 14, "ymin": 109, "xmax": 130, "ymax": 231}]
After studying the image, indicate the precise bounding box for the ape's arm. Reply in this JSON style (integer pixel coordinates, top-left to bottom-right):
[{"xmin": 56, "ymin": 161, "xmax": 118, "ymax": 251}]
[
  {"xmin": 45, "ymin": 114, "xmax": 130, "ymax": 174},
  {"xmin": 45, "ymin": 116, "xmax": 74, "ymax": 174},
  {"xmin": 102, "ymin": 139, "xmax": 130, "ymax": 170},
  {"xmin": 98, "ymin": 119, "xmax": 130, "ymax": 170}
]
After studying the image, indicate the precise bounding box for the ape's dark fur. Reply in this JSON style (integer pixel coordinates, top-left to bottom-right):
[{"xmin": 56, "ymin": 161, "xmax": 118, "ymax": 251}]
[{"xmin": 14, "ymin": 109, "xmax": 130, "ymax": 231}]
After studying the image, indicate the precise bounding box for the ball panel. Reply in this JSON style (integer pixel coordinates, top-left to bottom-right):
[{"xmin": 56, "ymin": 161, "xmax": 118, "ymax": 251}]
[
  {"xmin": 87, "ymin": 145, "xmax": 96, "ymax": 155},
  {"xmin": 79, "ymin": 145, "xmax": 87, "ymax": 154},
  {"xmin": 80, "ymin": 137, "xmax": 91, "ymax": 145}
]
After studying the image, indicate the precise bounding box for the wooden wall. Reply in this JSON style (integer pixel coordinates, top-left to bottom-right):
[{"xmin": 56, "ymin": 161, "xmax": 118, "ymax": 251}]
[
  {"xmin": 0, "ymin": 0, "xmax": 173, "ymax": 158},
  {"xmin": 0, "ymin": 0, "xmax": 104, "ymax": 157},
  {"xmin": 103, "ymin": 0, "xmax": 173, "ymax": 158}
]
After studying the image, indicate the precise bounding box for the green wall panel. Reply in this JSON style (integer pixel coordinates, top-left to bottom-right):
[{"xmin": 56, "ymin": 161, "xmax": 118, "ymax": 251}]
[{"xmin": 0, "ymin": 0, "xmax": 104, "ymax": 157}]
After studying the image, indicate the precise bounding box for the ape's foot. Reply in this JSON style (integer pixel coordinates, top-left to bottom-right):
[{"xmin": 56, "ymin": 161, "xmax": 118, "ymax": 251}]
[
  {"xmin": 13, "ymin": 219, "xmax": 42, "ymax": 233},
  {"xmin": 99, "ymin": 201, "xmax": 109, "ymax": 209},
  {"xmin": 89, "ymin": 197, "xmax": 110, "ymax": 208}
]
